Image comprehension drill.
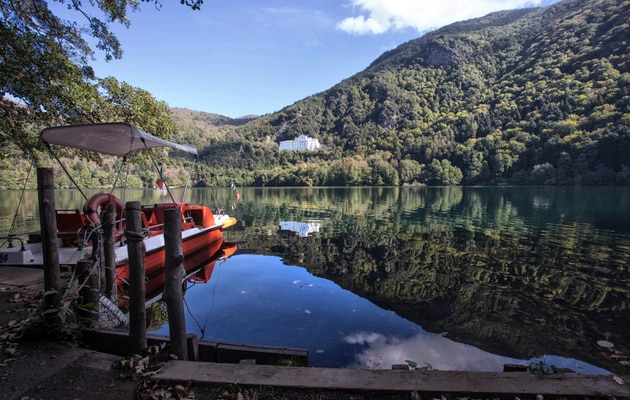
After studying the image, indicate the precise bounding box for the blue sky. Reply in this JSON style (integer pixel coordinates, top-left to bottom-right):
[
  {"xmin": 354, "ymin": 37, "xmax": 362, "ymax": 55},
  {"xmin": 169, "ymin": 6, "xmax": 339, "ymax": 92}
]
[{"xmin": 78, "ymin": 0, "xmax": 557, "ymax": 118}]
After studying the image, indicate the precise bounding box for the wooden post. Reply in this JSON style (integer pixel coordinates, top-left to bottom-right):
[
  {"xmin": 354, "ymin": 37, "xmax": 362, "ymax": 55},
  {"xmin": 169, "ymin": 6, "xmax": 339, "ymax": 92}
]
[
  {"xmin": 37, "ymin": 168, "xmax": 61, "ymax": 312},
  {"xmin": 103, "ymin": 203, "xmax": 117, "ymax": 301},
  {"xmin": 92, "ymin": 230, "xmax": 103, "ymax": 298},
  {"xmin": 163, "ymin": 207, "xmax": 188, "ymax": 361},
  {"xmin": 77, "ymin": 258, "xmax": 99, "ymax": 322},
  {"xmin": 126, "ymin": 201, "xmax": 146, "ymax": 354}
]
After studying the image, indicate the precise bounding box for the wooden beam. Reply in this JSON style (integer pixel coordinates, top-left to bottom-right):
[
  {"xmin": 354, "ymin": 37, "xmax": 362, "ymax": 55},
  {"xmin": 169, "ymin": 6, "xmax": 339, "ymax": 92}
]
[
  {"xmin": 81, "ymin": 329, "xmax": 307, "ymax": 366},
  {"xmin": 155, "ymin": 362, "xmax": 630, "ymax": 397}
]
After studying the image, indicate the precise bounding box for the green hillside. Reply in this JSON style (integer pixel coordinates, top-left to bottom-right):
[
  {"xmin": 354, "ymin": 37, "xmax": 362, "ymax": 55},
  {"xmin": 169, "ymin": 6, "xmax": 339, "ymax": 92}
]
[
  {"xmin": 196, "ymin": 0, "xmax": 629, "ymax": 187},
  {"xmin": 2, "ymin": 0, "xmax": 627, "ymax": 190}
]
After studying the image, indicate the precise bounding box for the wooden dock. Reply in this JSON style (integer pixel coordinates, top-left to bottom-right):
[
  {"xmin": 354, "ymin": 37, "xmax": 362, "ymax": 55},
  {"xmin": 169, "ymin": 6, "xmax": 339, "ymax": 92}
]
[
  {"xmin": 155, "ymin": 361, "xmax": 630, "ymax": 397},
  {"xmin": 82, "ymin": 329, "xmax": 309, "ymax": 366}
]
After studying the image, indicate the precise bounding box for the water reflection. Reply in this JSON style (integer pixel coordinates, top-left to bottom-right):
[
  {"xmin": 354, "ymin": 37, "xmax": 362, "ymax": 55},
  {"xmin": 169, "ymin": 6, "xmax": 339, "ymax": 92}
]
[
  {"xmin": 345, "ymin": 331, "xmax": 609, "ymax": 374},
  {"xmin": 153, "ymin": 254, "xmax": 421, "ymax": 368},
  {"xmin": 152, "ymin": 252, "xmax": 612, "ymax": 374},
  {"xmin": 279, "ymin": 221, "xmax": 322, "ymax": 237},
  {"xmin": 344, "ymin": 330, "xmax": 521, "ymax": 371},
  {"xmin": 152, "ymin": 254, "xmax": 527, "ymax": 370},
  {"xmin": 3, "ymin": 187, "xmax": 629, "ymax": 373},
  {"xmin": 220, "ymin": 186, "xmax": 630, "ymax": 373}
]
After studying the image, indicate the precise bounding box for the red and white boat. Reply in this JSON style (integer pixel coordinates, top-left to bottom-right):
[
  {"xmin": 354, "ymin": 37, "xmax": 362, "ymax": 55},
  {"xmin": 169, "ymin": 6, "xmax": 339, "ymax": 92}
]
[{"xmin": 0, "ymin": 123, "xmax": 236, "ymax": 282}]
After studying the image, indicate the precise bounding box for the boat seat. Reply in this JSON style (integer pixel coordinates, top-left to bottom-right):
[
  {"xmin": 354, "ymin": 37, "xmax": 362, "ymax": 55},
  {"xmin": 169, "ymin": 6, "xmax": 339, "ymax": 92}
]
[
  {"xmin": 141, "ymin": 208, "xmax": 162, "ymax": 235},
  {"xmin": 144, "ymin": 203, "xmax": 183, "ymax": 231},
  {"xmin": 56, "ymin": 210, "xmax": 86, "ymax": 246}
]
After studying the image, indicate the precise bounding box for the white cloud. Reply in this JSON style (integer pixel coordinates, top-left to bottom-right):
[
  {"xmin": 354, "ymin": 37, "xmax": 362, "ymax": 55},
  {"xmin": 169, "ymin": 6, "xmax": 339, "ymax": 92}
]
[
  {"xmin": 342, "ymin": 330, "xmax": 611, "ymax": 374},
  {"xmin": 344, "ymin": 330, "xmax": 522, "ymax": 371},
  {"xmin": 337, "ymin": 0, "xmax": 549, "ymax": 35}
]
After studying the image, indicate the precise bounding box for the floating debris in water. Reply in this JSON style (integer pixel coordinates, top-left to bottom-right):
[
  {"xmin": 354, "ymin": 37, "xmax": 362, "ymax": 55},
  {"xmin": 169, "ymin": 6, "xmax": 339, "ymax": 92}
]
[
  {"xmin": 367, "ymin": 355, "xmax": 382, "ymax": 370},
  {"xmin": 597, "ymin": 340, "xmax": 615, "ymax": 348}
]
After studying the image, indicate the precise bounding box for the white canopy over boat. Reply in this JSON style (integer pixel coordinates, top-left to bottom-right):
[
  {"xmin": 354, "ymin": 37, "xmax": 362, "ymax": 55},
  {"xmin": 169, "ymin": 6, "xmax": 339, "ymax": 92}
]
[{"xmin": 40, "ymin": 122, "xmax": 197, "ymax": 157}]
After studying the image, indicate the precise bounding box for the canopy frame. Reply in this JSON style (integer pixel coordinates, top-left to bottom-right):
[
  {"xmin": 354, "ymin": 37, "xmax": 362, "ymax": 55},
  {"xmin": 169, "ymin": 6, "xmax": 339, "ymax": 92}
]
[
  {"xmin": 40, "ymin": 123, "xmax": 198, "ymax": 206},
  {"xmin": 40, "ymin": 122, "xmax": 197, "ymax": 157}
]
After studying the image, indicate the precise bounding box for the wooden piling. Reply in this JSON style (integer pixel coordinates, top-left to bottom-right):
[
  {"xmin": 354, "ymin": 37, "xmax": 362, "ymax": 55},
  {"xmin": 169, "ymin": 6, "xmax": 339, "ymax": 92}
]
[
  {"xmin": 103, "ymin": 203, "xmax": 117, "ymax": 301},
  {"xmin": 163, "ymin": 207, "xmax": 188, "ymax": 361},
  {"xmin": 77, "ymin": 258, "xmax": 99, "ymax": 322},
  {"xmin": 125, "ymin": 201, "xmax": 146, "ymax": 354},
  {"xmin": 37, "ymin": 168, "xmax": 61, "ymax": 312}
]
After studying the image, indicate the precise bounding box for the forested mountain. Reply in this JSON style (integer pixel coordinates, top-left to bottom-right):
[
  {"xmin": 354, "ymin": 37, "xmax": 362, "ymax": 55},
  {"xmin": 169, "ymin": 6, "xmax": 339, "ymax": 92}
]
[
  {"xmin": 197, "ymin": 0, "xmax": 630, "ymax": 187},
  {"xmin": 1, "ymin": 0, "xmax": 628, "ymax": 190}
]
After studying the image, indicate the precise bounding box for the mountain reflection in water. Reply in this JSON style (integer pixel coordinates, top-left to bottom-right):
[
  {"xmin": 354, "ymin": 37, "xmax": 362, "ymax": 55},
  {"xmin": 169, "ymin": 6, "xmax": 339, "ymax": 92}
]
[
  {"xmin": 176, "ymin": 186, "xmax": 629, "ymax": 374},
  {"xmin": 2, "ymin": 186, "xmax": 626, "ymax": 372},
  {"xmin": 151, "ymin": 253, "xmax": 609, "ymax": 374}
]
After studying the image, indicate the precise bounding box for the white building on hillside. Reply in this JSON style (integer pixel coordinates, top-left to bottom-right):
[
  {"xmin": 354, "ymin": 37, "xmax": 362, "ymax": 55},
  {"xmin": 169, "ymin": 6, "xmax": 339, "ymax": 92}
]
[
  {"xmin": 278, "ymin": 135, "xmax": 321, "ymax": 152},
  {"xmin": 279, "ymin": 221, "xmax": 322, "ymax": 237}
]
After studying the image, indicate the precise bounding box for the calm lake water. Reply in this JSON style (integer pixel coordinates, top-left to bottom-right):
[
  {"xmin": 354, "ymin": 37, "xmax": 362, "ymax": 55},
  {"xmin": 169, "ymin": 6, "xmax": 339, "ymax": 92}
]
[{"xmin": 2, "ymin": 186, "xmax": 629, "ymax": 373}]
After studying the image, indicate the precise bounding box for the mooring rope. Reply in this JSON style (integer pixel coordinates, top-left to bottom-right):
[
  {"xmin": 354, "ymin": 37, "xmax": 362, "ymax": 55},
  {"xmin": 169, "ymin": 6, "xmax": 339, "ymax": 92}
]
[{"xmin": 123, "ymin": 229, "xmax": 146, "ymax": 242}]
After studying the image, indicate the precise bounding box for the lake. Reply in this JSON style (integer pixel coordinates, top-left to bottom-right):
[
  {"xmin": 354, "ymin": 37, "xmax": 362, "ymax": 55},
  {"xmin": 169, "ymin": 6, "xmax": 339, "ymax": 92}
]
[{"xmin": 1, "ymin": 186, "xmax": 629, "ymax": 373}]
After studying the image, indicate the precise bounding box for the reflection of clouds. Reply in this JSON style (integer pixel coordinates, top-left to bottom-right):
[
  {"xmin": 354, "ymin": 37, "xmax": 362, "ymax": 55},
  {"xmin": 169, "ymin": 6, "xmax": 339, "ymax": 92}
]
[
  {"xmin": 345, "ymin": 331, "xmax": 521, "ymax": 371},
  {"xmin": 345, "ymin": 331, "xmax": 387, "ymax": 345}
]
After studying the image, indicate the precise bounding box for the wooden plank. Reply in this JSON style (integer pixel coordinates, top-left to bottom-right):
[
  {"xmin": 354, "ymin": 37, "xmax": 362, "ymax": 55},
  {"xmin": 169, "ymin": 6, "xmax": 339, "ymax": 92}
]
[
  {"xmin": 81, "ymin": 330, "xmax": 307, "ymax": 365},
  {"xmin": 155, "ymin": 361, "xmax": 630, "ymax": 397},
  {"xmin": 215, "ymin": 342, "xmax": 308, "ymax": 365}
]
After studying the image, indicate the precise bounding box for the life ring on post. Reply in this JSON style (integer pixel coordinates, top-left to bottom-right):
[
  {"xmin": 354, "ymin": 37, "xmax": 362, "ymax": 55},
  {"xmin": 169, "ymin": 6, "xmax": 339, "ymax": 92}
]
[{"xmin": 83, "ymin": 193, "xmax": 125, "ymax": 227}]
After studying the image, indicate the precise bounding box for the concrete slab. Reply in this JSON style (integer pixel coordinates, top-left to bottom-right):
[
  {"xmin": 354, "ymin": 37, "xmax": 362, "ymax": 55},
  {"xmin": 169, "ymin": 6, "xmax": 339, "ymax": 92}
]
[
  {"xmin": 0, "ymin": 266, "xmax": 44, "ymax": 289},
  {"xmin": 155, "ymin": 361, "xmax": 630, "ymax": 397},
  {"xmin": 5, "ymin": 342, "xmax": 139, "ymax": 400}
]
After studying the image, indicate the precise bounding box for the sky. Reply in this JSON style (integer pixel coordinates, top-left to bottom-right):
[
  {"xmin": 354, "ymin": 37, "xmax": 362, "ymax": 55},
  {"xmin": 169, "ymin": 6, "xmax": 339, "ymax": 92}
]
[{"xmin": 74, "ymin": 0, "xmax": 559, "ymax": 118}]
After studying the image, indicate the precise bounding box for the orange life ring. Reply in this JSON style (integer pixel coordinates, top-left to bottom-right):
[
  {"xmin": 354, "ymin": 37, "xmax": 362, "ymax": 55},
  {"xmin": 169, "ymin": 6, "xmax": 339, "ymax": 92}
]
[{"xmin": 83, "ymin": 193, "xmax": 125, "ymax": 226}]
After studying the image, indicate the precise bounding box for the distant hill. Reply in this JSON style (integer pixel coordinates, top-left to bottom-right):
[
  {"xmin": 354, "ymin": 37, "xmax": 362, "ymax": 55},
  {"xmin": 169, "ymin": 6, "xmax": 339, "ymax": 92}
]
[
  {"xmin": 194, "ymin": 0, "xmax": 629, "ymax": 187},
  {"xmin": 170, "ymin": 108, "xmax": 256, "ymax": 149}
]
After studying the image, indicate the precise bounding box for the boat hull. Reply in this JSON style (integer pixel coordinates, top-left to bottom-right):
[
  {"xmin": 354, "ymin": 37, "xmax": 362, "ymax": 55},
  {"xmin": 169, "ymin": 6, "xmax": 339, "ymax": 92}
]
[
  {"xmin": 0, "ymin": 204, "xmax": 236, "ymax": 287},
  {"xmin": 115, "ymin": 224, "xmax": 226, "ymax": 297}
]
